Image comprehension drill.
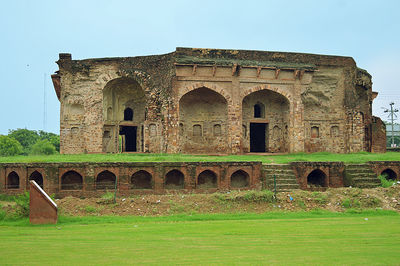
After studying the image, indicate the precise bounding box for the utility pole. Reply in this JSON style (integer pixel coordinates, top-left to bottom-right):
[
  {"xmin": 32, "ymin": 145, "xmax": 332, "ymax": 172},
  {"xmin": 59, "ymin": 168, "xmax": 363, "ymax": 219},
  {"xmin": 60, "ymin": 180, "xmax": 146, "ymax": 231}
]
[{"xmin": 383, "ymin": 102, "xmax": 398, "ymax": 147}]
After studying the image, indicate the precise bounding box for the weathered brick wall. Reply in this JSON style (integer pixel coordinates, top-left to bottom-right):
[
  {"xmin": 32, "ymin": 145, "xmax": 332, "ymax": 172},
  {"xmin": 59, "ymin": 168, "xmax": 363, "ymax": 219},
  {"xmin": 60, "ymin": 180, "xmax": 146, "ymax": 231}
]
[
  {"xmin": 0, "ymin": 162, "xmax": 261, "ymax": 197},
  {"xmin": 52, "ymin": 48, "xmax": 382, "ymax": 155},
  {"xmin": 371, "ymin": 116, "xmax": 386, "ymax": 153}
]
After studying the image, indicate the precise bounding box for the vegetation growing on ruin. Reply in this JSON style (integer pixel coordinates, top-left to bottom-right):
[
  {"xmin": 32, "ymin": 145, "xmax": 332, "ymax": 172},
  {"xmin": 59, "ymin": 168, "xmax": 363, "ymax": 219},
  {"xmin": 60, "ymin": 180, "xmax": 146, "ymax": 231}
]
[{"xmin": 0, "ymin": 151, "xmax": 400, "ymax": 163}]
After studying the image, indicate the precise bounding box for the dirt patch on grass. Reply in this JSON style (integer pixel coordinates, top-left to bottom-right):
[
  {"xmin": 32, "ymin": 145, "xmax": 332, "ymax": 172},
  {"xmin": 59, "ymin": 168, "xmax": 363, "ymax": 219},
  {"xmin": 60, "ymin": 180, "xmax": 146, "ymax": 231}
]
[
  {"xmin": 51, "ymin": 186, "xmax": 400, "ymax": 216},
  {"xmin": 2, "ymin": 186, "xmax": 400, "ymax": 217}
]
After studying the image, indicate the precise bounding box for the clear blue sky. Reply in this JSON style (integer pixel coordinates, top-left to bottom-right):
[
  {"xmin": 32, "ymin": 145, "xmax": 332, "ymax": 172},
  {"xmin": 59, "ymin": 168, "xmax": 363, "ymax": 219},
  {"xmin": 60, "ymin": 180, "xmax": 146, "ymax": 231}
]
[{"xmin": 1, "ymin": 0, "xmax": 399, "ymax": 135}]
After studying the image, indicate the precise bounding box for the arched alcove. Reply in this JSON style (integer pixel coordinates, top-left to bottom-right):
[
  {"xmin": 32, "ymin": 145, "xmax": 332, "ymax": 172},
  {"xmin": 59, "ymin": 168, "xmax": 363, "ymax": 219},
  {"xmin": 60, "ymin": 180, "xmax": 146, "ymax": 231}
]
[
  {"xmin": 242, "ymin": 89, "xmax": 289, "ymax": 153},
  {"xmin": 7, "ymin": 171, "xmax": 19, "ymax": 189},
  {"xmin": 307, "ymin": 169, "xmax": 327, "ymax": 187},
  {"xmin": 61, "ymin": 171, "xmax": 83, "ymax": 190},
  {"xmin": 165, "ymin": 170, "xmax": 184, "ymax": 189},
  {"xmin": 197, "ymin": 170, "xmax": 217, "ymax": 189},
  {"xmin": 29, "ymin": 171, "xmax": 43, "ymax": 188},
  {"xmin": 230, "ymin": 170, "xmax": 249, "ymax": 188},
  {"xmin": 131, "ymin": 170, "xmax": 152, "ymax": 189},
  {"xmin": 102, "ymin": 77, "xmax": 146, "ymax": 153},
  {"xmin": 381, "ymin": 169, "xmax": 397, "ymax": 180},
  {"xmin": 96, "ymin": 170, "xmax": 116, "ymax": 190},
  {"xmin": 179, "ymin": 87, "xmax": 228, "ymax": 153}
]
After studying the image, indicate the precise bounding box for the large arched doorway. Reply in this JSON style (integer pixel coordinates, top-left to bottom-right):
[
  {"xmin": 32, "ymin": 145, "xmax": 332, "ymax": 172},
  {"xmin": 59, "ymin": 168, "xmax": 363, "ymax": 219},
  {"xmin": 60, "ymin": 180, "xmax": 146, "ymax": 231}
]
[
  {"xmin": 242, "ymin": 90, "xmax": 289, "ymax": 153},
  {"xmin": 179, "ymin": 87, "xmax": 228, "ymax": 154},
  {"xmin": 29, "ymin": 171, "xmax": 44, "ymax": 188},
  {"xmin": 103, "ymin": 77, "xmax": 146, "ymax": 153}
]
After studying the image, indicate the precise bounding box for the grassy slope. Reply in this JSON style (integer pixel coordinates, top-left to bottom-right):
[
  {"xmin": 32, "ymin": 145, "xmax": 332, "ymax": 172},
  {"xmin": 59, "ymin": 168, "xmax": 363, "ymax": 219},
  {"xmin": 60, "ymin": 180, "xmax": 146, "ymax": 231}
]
[
  {"xmin": 0, "ymin": 212, "xmax": 399, "ymax": 265},
  {"xmin": 0, "ymin": 151, "xmax": 400, "ymax": 164}
]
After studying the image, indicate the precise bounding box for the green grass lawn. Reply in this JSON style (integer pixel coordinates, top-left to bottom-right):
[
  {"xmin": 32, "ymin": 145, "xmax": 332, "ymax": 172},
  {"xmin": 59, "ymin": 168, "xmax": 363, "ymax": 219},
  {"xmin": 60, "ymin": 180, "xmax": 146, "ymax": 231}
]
[
  {"xmin": 0, "ymin": 151, "xmax": 400, "ymax": 164},
  {"xmin": 1, "ymin": 211, "xmax": 399, "ymax": 265}
]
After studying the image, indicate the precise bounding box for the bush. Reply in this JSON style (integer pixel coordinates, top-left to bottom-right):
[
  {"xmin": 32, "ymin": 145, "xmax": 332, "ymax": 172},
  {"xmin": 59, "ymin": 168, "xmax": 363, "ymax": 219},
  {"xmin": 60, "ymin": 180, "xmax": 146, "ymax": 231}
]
[
  {"xmin": 14, "ymin": 192, "xmax": 30, "ymax": 217},
  {"xmin": 30, "ymin": 140, "xmax": 57, "ymax": 155},
  {"xmin": 0, "ymin": 135, "xmax": 23, "ymax": 156},
  {"xmin": 378, "ymin": 175, "xmax": 396, "ymax": 188}
]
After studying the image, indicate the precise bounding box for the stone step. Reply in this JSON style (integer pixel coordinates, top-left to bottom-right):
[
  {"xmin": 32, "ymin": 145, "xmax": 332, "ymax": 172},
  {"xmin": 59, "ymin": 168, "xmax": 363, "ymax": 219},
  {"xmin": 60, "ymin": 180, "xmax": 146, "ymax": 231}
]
[
  {"xmin": 264, "ymin": 173, "xmax": 297, "ymax": 179},
  {"xmin": 264, "ymin": 170, "xmax": 295, "ymax": 175},
  {"xmin": 346, "ymin": 173, "xmax": 377, "ymax": 179},
  {"xmin": 263, "ymin": 164, "xmax": 292, "ymax": 170},
  {"xmin": 354, "ymin": 183, "xmax": 380, "ymax": 188},
  {"xmin": 266, "ymin": 179, "xmax": 298, "ymax": 185}
]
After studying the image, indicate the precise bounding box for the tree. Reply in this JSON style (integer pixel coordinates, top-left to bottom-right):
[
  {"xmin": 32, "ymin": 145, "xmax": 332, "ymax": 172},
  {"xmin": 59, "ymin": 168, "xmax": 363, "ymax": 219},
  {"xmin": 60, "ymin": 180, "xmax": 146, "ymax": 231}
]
[
  {"xmin": 0, "ymin": 135, "xmax": 23, "ymax": 156},
  {"xmin": 8, "ymin": 128, "xmax": 39, "ymax": 154},
  {"xmin": 38, "ymin": 130, "xmax": 60, "ymax": 152},
  {"xmin": 30, "ymin": 139, "xmax": 57, "ymax": 155}
]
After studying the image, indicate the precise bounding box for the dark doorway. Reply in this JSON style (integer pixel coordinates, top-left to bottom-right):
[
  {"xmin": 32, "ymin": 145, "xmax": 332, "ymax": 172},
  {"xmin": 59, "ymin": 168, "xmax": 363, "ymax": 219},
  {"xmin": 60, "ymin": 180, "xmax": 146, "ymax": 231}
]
[
  {"xmin": 250, "ymin": 123, "xmax": 267, "ymax": 152},
  {"xmin": 120, "ymin": 126, "xmax": 137, "ymax": 152},
  {"xmin": 381, "ymin": 169, "xmax": 397, "ymax": 180}
]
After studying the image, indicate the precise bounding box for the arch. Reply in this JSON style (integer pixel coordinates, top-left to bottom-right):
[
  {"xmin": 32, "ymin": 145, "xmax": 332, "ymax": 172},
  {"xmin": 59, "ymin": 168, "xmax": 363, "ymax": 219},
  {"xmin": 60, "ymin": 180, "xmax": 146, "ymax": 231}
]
[
  {"xmin": 124, "ymin": 107, "xmax": 133, "ymax": 121},
  {"xmin": 103, "ymin": 77, "xmax": 146, "ymax": 153},
  {"xmin": 96, "ymin": 170, "xmax": 116, "ymax": 190},
  {"xmin": 29, "ymin": 170, "xmax": 43, "ymax": 188},
  {"xmin": 179, "ymin": 87, "xmax": 228, "ymax": 153},
  {"xmin": 165, "ymin": 169, "xmax": 184, "ymax": 189},
  {"xmin": 381, "ymin": 168, "xmax": 397, "ymax": 180},
  {"xmin": 240, "ymin": 84, "xmax": 292, "ymax": 103},
  {"xmin": 197, "ymin": 170, "xmax": 217, "ymax": 189},
  {"xmin": 177, "ymin": 83, "xmax": 232, "ymax": 105},
  {"xmin": 230, "ymin": 170, "xmax": 249, "ymax": 188},
  {"xmin": 131, "ymin": 170, "xmax": 152, "ymax": 189},
  {"xmin": 307, "ymin": 169, "xmax": 327, "ymax": 187},
  {"xmin": 254, "ymin": 102, "xmax": 265, "ymax": 118},
  {"xmin": 7, "ymin": 171, "xmax": 19, "ymax": 189},
  {"xmin": 61, "ymin": 170, "xmax": 83, "ymax": 190}
]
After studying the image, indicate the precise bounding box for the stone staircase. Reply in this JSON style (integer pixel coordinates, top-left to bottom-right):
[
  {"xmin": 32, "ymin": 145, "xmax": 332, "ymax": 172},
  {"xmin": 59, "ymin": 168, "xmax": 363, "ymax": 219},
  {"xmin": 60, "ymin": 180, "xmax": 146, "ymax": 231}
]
[
  {"xmin": 344, "ymin": 164, "xmax": 380, "ymax": 188},
  {"xmin": 262, "ymin": 164, "xmax": 300, "ymax": 192}
]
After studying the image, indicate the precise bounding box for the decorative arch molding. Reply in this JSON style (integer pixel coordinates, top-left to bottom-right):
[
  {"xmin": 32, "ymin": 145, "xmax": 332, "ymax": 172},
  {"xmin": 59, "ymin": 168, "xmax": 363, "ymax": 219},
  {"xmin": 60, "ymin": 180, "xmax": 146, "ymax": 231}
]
[
  {"xmin": 177, "ymin": 82, "xmax": 233, "ymax": 105},
  {"xmin": 97, "ymin": 69, "xmax": 152, "ymax": 96},
  {"xmin": 240, "ymin": 84, "xmax": 292, "ymax": 104}
]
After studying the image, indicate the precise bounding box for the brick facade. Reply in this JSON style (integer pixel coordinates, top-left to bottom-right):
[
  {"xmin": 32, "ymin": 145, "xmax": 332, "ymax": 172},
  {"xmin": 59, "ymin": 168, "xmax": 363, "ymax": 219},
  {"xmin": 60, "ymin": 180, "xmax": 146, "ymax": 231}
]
[{"xmin": 51, "ymin": 48, "xmax": 384, "ymax": 154}]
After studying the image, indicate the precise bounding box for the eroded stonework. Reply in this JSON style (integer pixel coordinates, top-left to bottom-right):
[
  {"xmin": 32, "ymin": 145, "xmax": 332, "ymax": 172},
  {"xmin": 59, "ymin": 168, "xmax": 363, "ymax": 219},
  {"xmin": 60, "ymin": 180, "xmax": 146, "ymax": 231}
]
[{"xmin": 51, "ymin": 48, "xmax": 385, "ymax": 154}]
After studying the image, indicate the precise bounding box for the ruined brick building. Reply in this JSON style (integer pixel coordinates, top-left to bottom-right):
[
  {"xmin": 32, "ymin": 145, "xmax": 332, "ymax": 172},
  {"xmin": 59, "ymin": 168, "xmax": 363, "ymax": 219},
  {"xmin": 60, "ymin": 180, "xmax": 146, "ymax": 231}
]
[{"xmin": 51, "ymin": 48, "xmax": 386, "ymax": 155}]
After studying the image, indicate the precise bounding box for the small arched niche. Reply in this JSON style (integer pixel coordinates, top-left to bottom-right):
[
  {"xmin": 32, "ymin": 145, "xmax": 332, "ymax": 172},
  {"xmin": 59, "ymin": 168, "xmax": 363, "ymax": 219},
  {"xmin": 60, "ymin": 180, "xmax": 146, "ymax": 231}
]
[
  {"xmin": 124, "ymin": 107, "xmax": 133, "ymax": 121},
  {"xmin": 61, "ymin": 171, "xmax": 83, "ymax": 190},
  {"xmin": 230, "ymin": 170, "xmax": 249, "ymax": 188},
  {"xmin": 197, "ymin": 170, "xmax": 217, "ymax": 189},
  {"xmin": 307, "ymin": 169, "xmax": 327, "ymax": 187},
  {"xmin": 131, "ymin": 170, "xmax": 152, "ymax": 189},
  {"xmin": 381, "ymin": 169, "xmax": 397, "ymax": 180},
  {"xmin": 7, "ymin": 171, "xmax": 20, "ymax": 189},
  {"xmin": 29, "ymin": 171, "xmax": 44, "ymax": 188},
  {"xmin": 96, "ymin": 170, "xmax": 116, "ymax": 190},
  {"xmin": 165, "ymin": 170, "xmax": 184, "ymax": 189},
  {"xmin": 254, "ymin": 102, "xmax": 265, "ymax": 118}
]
